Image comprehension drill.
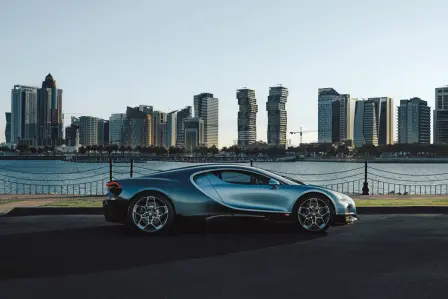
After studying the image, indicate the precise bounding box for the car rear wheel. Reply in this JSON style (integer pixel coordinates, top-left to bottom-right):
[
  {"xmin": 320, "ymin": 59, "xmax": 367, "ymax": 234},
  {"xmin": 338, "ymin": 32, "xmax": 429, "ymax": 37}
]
[
  {"xmin": 126, "ymin": 192, "xmax": 175, "ymax": 235},
  {"xmin": 293, "ymin": 193, "xmax": 334, "ymax": 233}
]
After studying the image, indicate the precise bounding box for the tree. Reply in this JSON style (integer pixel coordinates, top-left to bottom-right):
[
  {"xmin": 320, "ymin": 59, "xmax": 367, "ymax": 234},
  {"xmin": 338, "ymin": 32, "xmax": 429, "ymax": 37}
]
[
  {"xmin": 78, "ymin": 146, "xmax": 87, "ymax": 155},
  {"xmin": 209, "ymin": 145, "xmax": 219, "ymax": 155},
  {"xmin": 29, "ymin": 146, "xmax": 37, "ymax": 154}
]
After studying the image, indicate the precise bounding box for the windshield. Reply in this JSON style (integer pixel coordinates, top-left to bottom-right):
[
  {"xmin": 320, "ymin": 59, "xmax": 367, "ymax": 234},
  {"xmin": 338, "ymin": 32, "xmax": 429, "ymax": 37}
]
[{"xmin": 256, "ymin": 168, "xmax": 305, "ymax": 185}]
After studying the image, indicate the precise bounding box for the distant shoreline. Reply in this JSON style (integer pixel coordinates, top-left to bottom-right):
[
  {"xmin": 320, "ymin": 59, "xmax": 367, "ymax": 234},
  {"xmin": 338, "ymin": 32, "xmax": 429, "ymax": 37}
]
[{"xmin": 1, "ymin": 155, "xmax": 448, "ymax": 164}]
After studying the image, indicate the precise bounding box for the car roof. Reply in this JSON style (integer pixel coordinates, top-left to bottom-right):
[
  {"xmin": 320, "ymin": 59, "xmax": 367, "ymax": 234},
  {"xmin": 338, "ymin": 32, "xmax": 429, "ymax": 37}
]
[{"xmin": 149, "ymin": 163, "xmax": 261, "ymax": 176}]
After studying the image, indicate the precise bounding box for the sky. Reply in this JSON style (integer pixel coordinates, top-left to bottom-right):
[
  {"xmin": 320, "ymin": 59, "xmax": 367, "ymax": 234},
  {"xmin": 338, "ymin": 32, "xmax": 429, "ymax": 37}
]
[{"xmin": 1, "ymin": 0, "xmax": 447, "ymax": 147}]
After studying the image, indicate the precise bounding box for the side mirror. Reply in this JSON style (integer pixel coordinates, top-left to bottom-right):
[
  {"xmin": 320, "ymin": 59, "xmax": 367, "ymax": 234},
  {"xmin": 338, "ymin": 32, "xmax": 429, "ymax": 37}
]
[{"xmin": 268, "ymin": 179, "xmax": 280, "ymax": 188}]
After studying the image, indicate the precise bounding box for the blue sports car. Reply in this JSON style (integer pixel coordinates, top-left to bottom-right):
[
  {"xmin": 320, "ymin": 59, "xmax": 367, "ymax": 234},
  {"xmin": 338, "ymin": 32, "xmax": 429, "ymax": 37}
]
[{"xmin": 103, "ymin": 164, "xmax": 358, "ymax": 234}]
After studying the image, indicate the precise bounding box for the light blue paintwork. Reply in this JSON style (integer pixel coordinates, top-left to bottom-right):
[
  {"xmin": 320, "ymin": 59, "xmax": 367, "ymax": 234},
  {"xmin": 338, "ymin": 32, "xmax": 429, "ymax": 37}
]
[{"xmin": 110, "ymin": 164, "xmax": 357, "ymax": 219}]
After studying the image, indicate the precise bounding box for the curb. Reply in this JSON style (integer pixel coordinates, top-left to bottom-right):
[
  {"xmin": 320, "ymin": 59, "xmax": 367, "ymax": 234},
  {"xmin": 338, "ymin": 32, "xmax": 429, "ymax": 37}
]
[{"xmin": 3, "ymin": 206, "xmax": 448, "ymax": 217}]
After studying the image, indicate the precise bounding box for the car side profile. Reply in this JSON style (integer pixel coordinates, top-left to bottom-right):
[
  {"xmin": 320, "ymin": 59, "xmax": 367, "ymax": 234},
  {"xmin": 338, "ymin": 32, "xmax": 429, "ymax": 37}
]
[{"xmin": 103, "ymin": 164, "xmax": 358, "ymax": 234}]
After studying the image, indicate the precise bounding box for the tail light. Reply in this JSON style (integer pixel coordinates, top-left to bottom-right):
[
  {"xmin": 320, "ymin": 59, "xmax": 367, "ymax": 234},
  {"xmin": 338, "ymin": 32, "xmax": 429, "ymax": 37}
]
[{"xmin": 106, "ymin": 181, "xmax": 122, "ymax": 198}]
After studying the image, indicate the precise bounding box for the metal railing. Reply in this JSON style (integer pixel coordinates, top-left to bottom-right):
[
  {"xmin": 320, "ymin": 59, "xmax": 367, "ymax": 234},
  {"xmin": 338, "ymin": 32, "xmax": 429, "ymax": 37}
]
[{"xmin": 0, "ymin": 160, "xmax": 446, "ymax": 196}]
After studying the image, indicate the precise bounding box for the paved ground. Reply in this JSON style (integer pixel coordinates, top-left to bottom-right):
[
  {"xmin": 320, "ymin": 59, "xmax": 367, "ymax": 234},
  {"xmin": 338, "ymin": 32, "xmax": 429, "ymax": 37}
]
[{"xmin": 0, "ymin": 214, "xmax": 447, "ymax": 299}]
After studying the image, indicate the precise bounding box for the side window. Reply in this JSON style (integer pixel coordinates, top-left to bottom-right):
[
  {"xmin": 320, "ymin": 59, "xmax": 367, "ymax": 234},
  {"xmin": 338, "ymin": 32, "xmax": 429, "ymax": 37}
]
[
  {"xmin": 217, "ymin": 170, "xmax": 271, "ymax": 185},
  {"xmin": 220, "ymin": 171, "xmax": 252, "ymax": 184}
]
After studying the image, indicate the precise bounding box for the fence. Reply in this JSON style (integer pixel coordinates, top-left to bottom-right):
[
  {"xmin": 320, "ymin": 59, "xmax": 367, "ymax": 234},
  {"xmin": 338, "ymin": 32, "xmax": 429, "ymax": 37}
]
[{"xmin": 0, "ymin": 160, "xmax": 447, "ymax": 196}]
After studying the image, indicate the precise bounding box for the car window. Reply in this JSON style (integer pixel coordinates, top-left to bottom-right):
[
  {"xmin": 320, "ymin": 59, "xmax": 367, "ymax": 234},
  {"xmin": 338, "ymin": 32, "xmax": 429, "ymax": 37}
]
[
  {"xmin": 220, "ymin": 171, "xmax": 251, "ymax": 184},
  {"xmin": 217, "ymin": 170, "xmax": 271, "ymax": 185}
]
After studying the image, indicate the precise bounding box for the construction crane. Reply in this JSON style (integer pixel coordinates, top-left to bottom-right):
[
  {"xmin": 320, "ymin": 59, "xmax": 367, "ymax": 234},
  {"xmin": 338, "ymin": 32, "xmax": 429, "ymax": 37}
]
[{"xmin": 290, "ymin": 126, "xmax": 318, "ymax": 145}]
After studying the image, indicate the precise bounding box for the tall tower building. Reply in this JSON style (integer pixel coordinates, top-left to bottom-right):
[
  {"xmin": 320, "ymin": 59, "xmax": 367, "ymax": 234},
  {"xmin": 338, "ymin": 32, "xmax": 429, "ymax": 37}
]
[
  {"xmin": 10, "ymin": 85, "xmax": 38, "ymax": 144},
  {"xmin": 184, "ymin": 117, "xmax": 204, "ymax": 150},
  {"xmin": 152, "ymin": 111, "xmax": 167, "ymax": 146},
  {"xmin": 266, "ymin": 85, "xmax": 288, "ymax": 146},
  {"xmin": 78, "ymin": 116, "xmax": 105, "ymax": 146},
  {"xmin": 194, "ymin": 93, "xmax": 219, "ymax": 147},
  {"xmin": 109, "ymin": 113, "xmax": 127, "ymax": 146},
  {"xmin": 37, "ymin": 73, "xmax": 63, "ymax": 146},
  {"xmin": 366, "ymin": 97, "xmax": 394, "ymax": 146},
  {"xmin": 434, "ymin": 86, "xmax": 448, "ymax": 144},
  {"xmin": 123, "ymin": 107, "xmax": 152, "ymax": 148},
  {"xmin": 318, "ymin": 88, "xmax": 356, "ymax": 144},
  {"xmin": 237, "ymin": 88, "xmax": 258, "ymax": 147},
  {"xmin": 165, "ymin": 111, "xmax": 177, "ymax": 148},
  {"xmin": 5, "ymin": 112, "xmax": 11, "ymax": 143},
  {"xmin": 353, "ymin": 100, "xmax": 378, "ymax": 147},
  {"xmin": 176, "ymin": 106, "xmax": 192, "ymax": 148},
  {"xmin": 397, "ymin": 98, "xmax": 431, "ymax": 144}
]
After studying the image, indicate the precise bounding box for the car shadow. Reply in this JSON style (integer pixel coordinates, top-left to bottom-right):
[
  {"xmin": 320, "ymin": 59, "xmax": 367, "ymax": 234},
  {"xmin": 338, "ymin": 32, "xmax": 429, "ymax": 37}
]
[{"xmin": 0, "ymin": 218, "xmax": 327, "ymax": 280}]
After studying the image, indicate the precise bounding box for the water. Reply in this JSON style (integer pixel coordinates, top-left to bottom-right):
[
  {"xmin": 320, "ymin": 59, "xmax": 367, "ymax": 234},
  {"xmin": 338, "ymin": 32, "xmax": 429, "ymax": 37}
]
[{"xmin": 0, "ymin": 160, "xmax": 447, "ymax": 195}]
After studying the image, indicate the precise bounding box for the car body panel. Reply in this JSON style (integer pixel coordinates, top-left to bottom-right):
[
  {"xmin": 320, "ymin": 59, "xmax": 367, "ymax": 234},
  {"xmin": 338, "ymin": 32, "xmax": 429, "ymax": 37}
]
[{"xmin": 105, "ymin": 164, "xmax": 357, "ymax": 222}]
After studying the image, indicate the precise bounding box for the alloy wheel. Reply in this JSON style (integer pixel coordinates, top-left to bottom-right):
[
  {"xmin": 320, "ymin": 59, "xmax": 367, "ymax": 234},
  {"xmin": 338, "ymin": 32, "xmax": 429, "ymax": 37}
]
[
  {"xmin": 132, "ymin": 195, "xmax": 169, "ymax": 232},
  {"xmin": 297, "ymin": 197, "xmax": 331, "ymax": 232}
]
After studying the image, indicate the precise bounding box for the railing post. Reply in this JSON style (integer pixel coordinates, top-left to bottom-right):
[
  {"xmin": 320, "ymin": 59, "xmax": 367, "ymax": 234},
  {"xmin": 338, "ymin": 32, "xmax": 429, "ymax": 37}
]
[
  {"xmin": 109, "ymin": 158, "xmax": 113, "ymax": 182},
  {"xmin": 130, "ymin": 159, "xmax": 134, "ymax": 178},
  {"xmin": 250, "ymin": 159, "xmax": 253, "ymax": 167},
  {"xmin": 362, "ymin": 160, "xmax": 369, "ymax": 195}
]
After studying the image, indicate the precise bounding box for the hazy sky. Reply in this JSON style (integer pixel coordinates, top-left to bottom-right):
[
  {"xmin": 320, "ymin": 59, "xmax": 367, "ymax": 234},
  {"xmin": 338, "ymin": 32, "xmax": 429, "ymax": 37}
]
[{"xmin": 1, "ymin": 0, "xmax": 447, "ymax": 147}]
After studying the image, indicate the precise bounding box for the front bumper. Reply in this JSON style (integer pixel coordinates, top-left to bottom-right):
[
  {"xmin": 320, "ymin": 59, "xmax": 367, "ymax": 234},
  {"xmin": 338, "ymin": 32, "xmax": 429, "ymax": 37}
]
[
  {"xmin": 332, "ymin": 203, "xmax": 358, "ymax": 226},
  {"xmin": 103, "ymin": 199, "xmax": 128, "ymax": 223}
]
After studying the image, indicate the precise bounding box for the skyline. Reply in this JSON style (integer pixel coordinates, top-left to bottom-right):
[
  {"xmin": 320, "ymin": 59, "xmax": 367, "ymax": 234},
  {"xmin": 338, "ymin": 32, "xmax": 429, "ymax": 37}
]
[{"xmin": 1, "ymin": 0, "xmax": 448, "ymax": 147}]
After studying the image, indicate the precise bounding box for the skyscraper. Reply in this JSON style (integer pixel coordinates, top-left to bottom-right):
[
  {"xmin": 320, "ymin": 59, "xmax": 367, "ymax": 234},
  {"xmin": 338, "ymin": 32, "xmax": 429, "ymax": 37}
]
[
  {"xmin": 397, "ymin": 98, "xmax": 431, "ymax": 144},
  {"xmin": 237, "ymin": 88, "xmax": 258, "ymax": 147},
  {"xmin": 353, "ymin": 97, "xmax": 393, "ymax": 147},
  {"xmin": 266, "ymin": 85, "xmax": 288, "ymax": 146},
  {"xmin": 123, "ymin": 107, "xmax": 152, "ymax": 148},
  {"xmin": 152, "ymin": 111, "xmax": 167, "ymax": 146},
  {"xmin": 433, "ymin": 86, "xmax": 448, "ymax": 144},
  {"xmin": 10, "ymin": 85, "xmax": 38, "ymax": 145},
  {"xmin": 194, "ymin": 93, "xmax": 219, "ymax": 147},
  {"xmin": 367, "ymin": 97, "xmax": 394, "ymax": 146},
  {"xmin": 165, "ymin": 111, "xmax": 177, "ymax": 148},
  {"xmin": 184, "ymin": 117, "xmax": 204, "ymax": 150},
  {"xmin": 176, "ymin": 106, "xmax": 192, "ymax": 148},
  {"xmin": 37, "ymin": 74, "xmax": 63, "ymax": 146},
  {"xmin": 109, "ymin": 113, "xmax": 127, "ymax": 146},
  {"xmin": 78, "ymin": 116, "xmax": 105, "ymax": 146},
  {"xmin": 318, "ymin": 88, "xmax": 356, "ymax": 144},
  {"xmin": 5, "ymin": 112, "xmax": 11, "ymax": 143},
  {"xmin": 353, "ymin": 100, "xmax": 378, "ymax": 147}
]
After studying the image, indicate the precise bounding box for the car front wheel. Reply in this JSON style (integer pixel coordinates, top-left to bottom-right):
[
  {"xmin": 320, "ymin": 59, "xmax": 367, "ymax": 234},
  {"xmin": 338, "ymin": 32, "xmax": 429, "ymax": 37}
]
[
  {"xmin": 126, "ymin": 192, "xmax": 175, "ymax": 235},
  {"xmin": 293, "ymin": 193, "xmax": 334, "ymax": 233}
]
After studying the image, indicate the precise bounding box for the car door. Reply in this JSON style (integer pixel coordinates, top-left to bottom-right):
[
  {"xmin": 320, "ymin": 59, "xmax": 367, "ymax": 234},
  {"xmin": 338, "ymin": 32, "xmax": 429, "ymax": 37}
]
[{"xmin": 209, "ymin": 169, "xmax": 291, "ymax": 212}]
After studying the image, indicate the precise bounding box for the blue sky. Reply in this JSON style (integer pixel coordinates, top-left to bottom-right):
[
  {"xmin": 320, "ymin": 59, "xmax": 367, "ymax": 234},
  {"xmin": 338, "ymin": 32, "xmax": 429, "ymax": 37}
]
[{"xmin": 1, "ymin": 0, "xmax": 447, "ymax": 147}]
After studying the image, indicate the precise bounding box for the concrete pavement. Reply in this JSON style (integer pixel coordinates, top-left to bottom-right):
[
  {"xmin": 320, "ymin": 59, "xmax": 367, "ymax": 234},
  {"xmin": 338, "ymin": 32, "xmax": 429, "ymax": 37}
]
[{"xmin": 0, "ymin": 215, "xmax": 447, "ymax": 299}]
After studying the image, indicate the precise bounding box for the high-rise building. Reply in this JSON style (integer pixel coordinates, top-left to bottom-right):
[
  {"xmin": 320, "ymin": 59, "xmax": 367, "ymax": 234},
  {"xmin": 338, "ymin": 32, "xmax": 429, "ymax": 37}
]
[
  {"xmin": 65, "ymin": 125, "xmax": 79, "ymax": 146},
  {"xmin": 176, "ymin": 106, "xmax": 192, "ymax": 148},
  {"xmin": 318, "ymin": 88, "xmax": 356, "ymax": 144},
  {"xmin": 353, "ymin": 97, "xmax": 393, "ymax": 147},
  {"xmin": 165, "ymin": 111, "xmax": 177, "ymax": 148},
  {"xmin": 266, "ymin": 85, "xmax": 288, "ymax": 146},
  {"xmin": 10, "ymin": 85, "xmax": 38, "ymax": 145},
  {"xmin": 37, "ymin": 74, "xmax": 63, "ymax": 146},
  {"xmin": 367, "ymin": 97, "xmax": 394, "ymax": 146},
  {"xmin": 184, "ymin": 117, "xmax": 204, "ymax": 150},
  {"xmin": 102, "ymin": 120, "xmax": 109, "ymax": 146},
  {"xmin": 433, "ymin": 86, "xmax": 448, "ymax": 144},
  {"xmin": 353, "ymin": 100, "xmax": 378, "ymax": 147},
  {"xmin": 78, "ymin": 116, "xmax": 104, "ymax": 146},
  {"xmin": 5, "ymin": 112, "xmax": 11, "ymax": 143},
  {"xmin": 397, "ymin": 98, "xmax": 431, "ymax": 144},
  {"xmin": 194, "ymin": 93, "xmax": 219, "ymax": 147},
  {"xmin": 109, "ymin": 113, "xmax": 126, "ymax": 146},
  {"xmin": 152, "ymin": 111, "xmax": 167, "ymax": 146},
  {"xmin": 237, "ymin": 88, "xmax": 258, "ymax": 147},
  {"xmin": 123, "ymin": 107, "xmax": 152, "ymax": 148}
]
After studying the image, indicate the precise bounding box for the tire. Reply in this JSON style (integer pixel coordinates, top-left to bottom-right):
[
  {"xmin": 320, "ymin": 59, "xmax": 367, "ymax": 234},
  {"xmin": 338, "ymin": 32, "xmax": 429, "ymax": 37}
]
[
  {"xmin": 126, "ymin": 191, "xmax": 175, "ymax": 235},
  {"xmin": 292, "ymin": 193, "xmax": 334, "ymax": 233}
]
